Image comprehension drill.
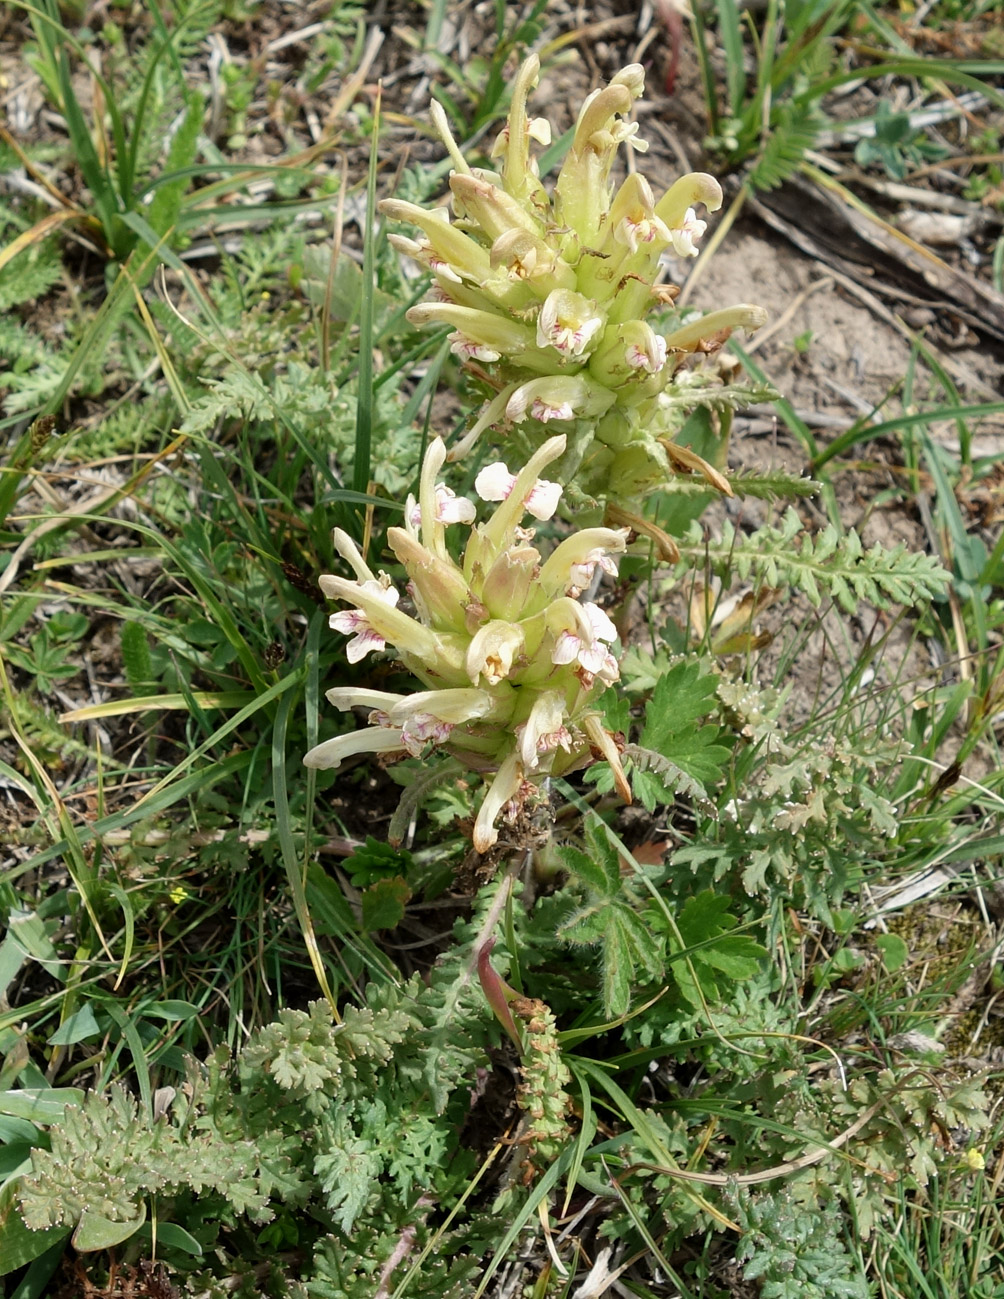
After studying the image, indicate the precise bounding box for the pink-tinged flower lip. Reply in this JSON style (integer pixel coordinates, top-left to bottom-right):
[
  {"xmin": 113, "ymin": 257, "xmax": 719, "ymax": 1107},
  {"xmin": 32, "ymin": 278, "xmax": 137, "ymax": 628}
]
[
  {"xmin": 449, "ymin": 332, "xmax": 501, "ymax": 363},
  {"xmin": 504, "ymin": 376, "xmax": 616, "ymax": 429},
  {"xmin": 617, "ymin": 212, "xmax": 671, "ymax": 253},
  {"xmin": 474, "ymin": 461, "xmax": 562, "ymax": 522},
  {"xmin": 626, "ymin": 331, "xmax": 668, "ymax": 373},
  {"xmin": 408, "ymin": 483, "xmax": 476, "ymax": 531},
  {"xmin": 429, "ymin": 257, "xmax": 462, "ymax": 283},
  {"xmin": 516, "ymin": 720, "xmax": 573, "ymax": 769},
  {"xmin": 535, "ymin": 289, "xmax": 604, "ymax": 358},
  {"xmin": 399, "ymin": 711, "xmax": 455, "ymax": 756},
  {"xmin": 669, "ymin": 207, "xmax": 707, "ymax": 258},
  {"xmin": 606, "ymin": 173, "xmax": 673, "ymax": 256},
  {"xmin": 516, "ymin": 691, "xmax": 574, "ymax": 771},
  {"xmin": 568, "ymin": 548, "xmax": 619, "ymax": 595},
  {"xmin": 537, "ymin": 527, "xmax": 628, "ymax": 598},
  {"xmin": 534, "ymin": 396, "xmax": 574, "ymax": 422},
  {"xmin": 329, "ymin": 580, "xmax": 400, "ymax": 663},
  {"xmin": 550, "ymin": 600, "xmax": 620, "ymax": 683}
]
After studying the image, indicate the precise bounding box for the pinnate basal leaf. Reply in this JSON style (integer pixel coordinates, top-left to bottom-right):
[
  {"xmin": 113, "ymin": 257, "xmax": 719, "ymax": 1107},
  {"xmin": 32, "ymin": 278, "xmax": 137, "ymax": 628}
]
[{"xmin": 655, "ymin": 890, "xmax": 766, "ymax": 1009}]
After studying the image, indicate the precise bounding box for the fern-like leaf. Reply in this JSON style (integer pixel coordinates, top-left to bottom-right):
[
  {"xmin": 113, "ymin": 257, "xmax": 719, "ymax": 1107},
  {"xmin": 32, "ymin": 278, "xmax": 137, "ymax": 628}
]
[
  {"xmin": 660, "ymin": 379, "xmax": 780, "ymax": 413},
  {"xmin": 658, "ymin": 469, "xmax": 820, "ymax": 502},
  {"xmin": 675, "ymin": 508, "xmax": 950, "ymax": 611},
  {"xmin": 747, "ymin": 102, "xmax": 821, "ymax": 192}
]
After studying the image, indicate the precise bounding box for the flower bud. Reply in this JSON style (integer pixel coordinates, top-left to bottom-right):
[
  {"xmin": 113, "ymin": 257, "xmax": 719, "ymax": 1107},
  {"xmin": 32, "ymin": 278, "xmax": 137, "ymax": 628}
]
[
  {"xmin": 479, "ymin": 544, "xmax": 541, "ymax": 619},
  {"xmin": 379, "ymin": 198, "xmax": 491, "ymax": 280},
  {"xmin": 449, "ymin": 174, "xmax": 543, "ymax": 242},
  {"xmin": 406, "ymin": 302, "xmax": 535, "ymax": 356},
  {"xmin": 387, "ymin": 528, "xmax": 473, "ymax": 633}
]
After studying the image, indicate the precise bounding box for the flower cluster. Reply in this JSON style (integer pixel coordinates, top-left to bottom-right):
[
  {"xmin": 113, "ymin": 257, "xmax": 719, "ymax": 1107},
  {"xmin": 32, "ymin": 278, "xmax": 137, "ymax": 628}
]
[
  {"xmin": 304, "ymin": 435, "xmax": 631, "ymax": 852},
  {"xmin": 380, "ymin": 57, "xmax": 767, "ymax": 525}
]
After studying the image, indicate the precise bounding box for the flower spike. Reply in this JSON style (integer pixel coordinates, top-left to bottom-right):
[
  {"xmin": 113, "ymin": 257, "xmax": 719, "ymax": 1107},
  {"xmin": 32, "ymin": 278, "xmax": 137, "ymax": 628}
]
[
  {"xmin": 381, "ymin": 58, "xmax": 766, "ymax": 520},
  {"xmin": 309, "ymin": 432, "xmax": 632, "ymax": 852}
]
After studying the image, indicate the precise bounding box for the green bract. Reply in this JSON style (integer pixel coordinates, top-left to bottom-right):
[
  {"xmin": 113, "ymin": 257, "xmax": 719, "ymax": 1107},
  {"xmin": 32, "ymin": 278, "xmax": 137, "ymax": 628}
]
[
  {"xmin": 380, "ymin": 56, "xmax": 767, "ymax": 524},
  {"xmin": 305, "ymin": 435, "xmax": 630, "ymax": 852}
]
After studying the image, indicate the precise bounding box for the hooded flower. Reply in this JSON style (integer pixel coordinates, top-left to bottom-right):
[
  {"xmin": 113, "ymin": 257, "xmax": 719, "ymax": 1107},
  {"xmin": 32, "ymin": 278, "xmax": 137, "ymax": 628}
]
[
  {"xmin": 550, "ymin": 601, "xmax": 620, "ymax": 684},
  {"xmin": 535, "ymin": 289, "xmax": 605, "ymax": 358},
  {"xmin": 668, "ymin": 207, "xmax": 708, "ymax": 258},
  {"xmin": 329, "ymin": 579, "xmax": 401, "ymax": 663},
  {"xmin": 308, "ymin": 434, "xmax": 631, "ymax": 851},
  {"xmin": 474, "ymin": 461, "xmax": 561, "ymax": 521}
]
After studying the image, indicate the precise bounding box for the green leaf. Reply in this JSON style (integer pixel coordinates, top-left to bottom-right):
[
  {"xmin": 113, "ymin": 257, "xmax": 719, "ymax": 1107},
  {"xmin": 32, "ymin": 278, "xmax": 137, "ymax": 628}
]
[
  {"xmin": 696, "ymin": 934, "xmax": 765, "ymax": 979},
  {"xmin": 557, "ymin": 823, "xmax": 621, "ymax": 899},
  {"xmin": 137, "ymin": 1220, "xmax": 203, "ymax": 1256},
  {"xmin": 344, "ymin": 836, "xmax": 414, "ymax": 888},
  {"xmin": 315, "ymin": 1128, "xmax": 381, "ymax": 1233},
  {"xmin": 678, "ymin": 889, "xmax": 736, "ymax": 939},
  {"xmin": 660, "ymin": 890, "xmax": 767, "ymax": 1006},
  {"xmin": 875, "ymin": 933, "xmax": 908, "ymax": 973},
  {"xmin": 146, "ymin": 92, "xmax": 205, "ymax": 240},
  {"xmin": 72, "ymin": 1204, "xmax": 146, "ymax": 1253},
  {"xmin": 0, "ymin": 1090, "xmax": 86, "ymax": 1123},
  {"xmin": 119, "ymin": 621, "xmax": 156, "ymax": 696},
  {"xmin": 47, "ymin": 1006, "xmax": 101, "ymax": 1046},
  {"xmin": 360, "ymin": 877, "xmax": 411, "ymax": 932},
  {"xmin": 641, "ymin": 661, "xmax": 720, "ymax": 747},
  {"xmin": 0, "ymin": 1182, "xmax": 69, "ymax": 1276},
  {"xmin": 747, "ymin": 101, "xmax": 821, "ymax": 192},
  {"xmin": 0, "ymin": 1141, "xmax": 34, "ymax": 1181},
  {"xmin": 140, "ymin": 1000, "xmax": 200, "ymax": 1022},
  {"xmin": 600, "ymin": 905, "xmax": 664, "ymax": 1018}
]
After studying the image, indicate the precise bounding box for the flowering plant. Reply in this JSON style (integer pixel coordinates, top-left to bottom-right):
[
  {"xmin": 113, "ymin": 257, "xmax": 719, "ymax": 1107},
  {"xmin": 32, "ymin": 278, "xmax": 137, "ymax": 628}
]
[
  {"xmin": 305, "ymin": 434, "xmax": 630, "ymax": 852},
  {"xmin": 380, "ymin": 56, "xmax": 767, "ymax": 544}
]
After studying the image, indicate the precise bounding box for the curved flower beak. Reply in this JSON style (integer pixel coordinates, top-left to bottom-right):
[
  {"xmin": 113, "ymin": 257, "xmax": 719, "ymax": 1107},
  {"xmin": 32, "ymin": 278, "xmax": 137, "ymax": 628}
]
[
  {"xmin": 654, "ymin": 172, "xmax": 723, "ymax": 229},
  {"xmin": 472, "ymin": 434, "xmax": 568, "ymax": 564},
  {"xmin": 379, "ymin": 198, "xmax": 490, "ymax": 280},
  {"xmin": 517, "ymin": 690, "xmax": 573, "ymax": 770},
  {"xmin": 582, "ymin": 713, "xmax": 632, "ymax": 804},
  {"xmin": 320, "ymin": 574, "xmax": 441, "ymax": 666},
  {"xmin": 555, "ymin": 73, "xmax": 646, "ymax": 244},
  {"xmin": 304, "ymin": 725, "xmax": 407, "ymax": 770},
  {"xmin": 473, "ymin": 752, "xmax": 524, "ymax": 852},
  {"xmin": 493, "ymin": 53, "xmax": 550, "ymax": 209},
  {"xmin": 538, "ymin": 528, "xmax": 628, "ymax": 597},
  {"xmin": 406, "ymin": 302, "xmax": 535, "ymax": 356},
  {"xmin": 661, "ymin": 304, "xmax": 768, "ymax": 353}
]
